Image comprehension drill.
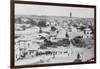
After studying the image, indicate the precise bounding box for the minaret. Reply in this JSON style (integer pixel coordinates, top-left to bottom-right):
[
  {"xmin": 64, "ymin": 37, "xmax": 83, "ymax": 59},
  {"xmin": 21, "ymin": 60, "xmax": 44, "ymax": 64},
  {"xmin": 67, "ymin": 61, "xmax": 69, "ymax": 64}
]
[
  {"xmin": 69, "ymin": 11, "xmax": 72, "ymax": 26},
  {"xmin": 70, "ymin": 11, "xmax": 72, "ymax": 18}
]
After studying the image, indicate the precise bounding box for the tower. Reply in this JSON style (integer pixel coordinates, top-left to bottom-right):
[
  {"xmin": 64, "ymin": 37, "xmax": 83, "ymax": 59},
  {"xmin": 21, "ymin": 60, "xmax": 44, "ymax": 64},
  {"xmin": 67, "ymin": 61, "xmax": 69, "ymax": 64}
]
[
  {"xmin": 70, "ymin": 11, "xmax": 72, "ymax": 18},
  {"xmin": 68, "ymin": 11, "xmax": 72, "ymax": 32},
  {"xmin": 69, "ymin": 11, "xmax": 72, "ymax": 25}
]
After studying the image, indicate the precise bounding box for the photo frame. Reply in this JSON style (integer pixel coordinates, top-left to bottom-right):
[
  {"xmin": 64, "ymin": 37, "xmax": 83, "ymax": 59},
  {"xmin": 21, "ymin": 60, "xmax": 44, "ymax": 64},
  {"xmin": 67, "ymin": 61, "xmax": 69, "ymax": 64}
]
[{"xmin": 10, "ymin": 0, "xmax": 96, "ymax": 69}]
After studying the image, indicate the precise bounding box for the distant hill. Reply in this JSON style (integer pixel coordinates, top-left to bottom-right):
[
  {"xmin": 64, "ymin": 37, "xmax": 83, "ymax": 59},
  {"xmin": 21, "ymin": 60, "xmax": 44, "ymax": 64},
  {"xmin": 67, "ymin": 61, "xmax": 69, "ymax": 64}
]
[{"xmin": 15, "ymin": 15, "xmax": 94, "ymax": 29}]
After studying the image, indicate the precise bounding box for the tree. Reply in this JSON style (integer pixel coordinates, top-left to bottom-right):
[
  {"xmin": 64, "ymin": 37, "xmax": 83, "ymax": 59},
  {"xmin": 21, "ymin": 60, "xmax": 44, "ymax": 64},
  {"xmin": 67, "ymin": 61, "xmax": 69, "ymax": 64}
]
[
  {"xmin": 77, "ymin": 53, "xmax": 81, "ymax": 59},
  {"xmin": 51, "ymin": 26, "xmax": 56, "ymax": 31},
  {"xmin": 74, "ymin": 53, "xmax": 82, "ymax": 62},
  {"xmin": 37, "ymin": 19, "xmax": 47, "ymax": 33},
  {"xmin": 21, "ymin": 25, "xmax": 26, "ymax": 30},
  {"xmin": 37, "ymin": 19, "xmax": 47, "ymax": 28}
]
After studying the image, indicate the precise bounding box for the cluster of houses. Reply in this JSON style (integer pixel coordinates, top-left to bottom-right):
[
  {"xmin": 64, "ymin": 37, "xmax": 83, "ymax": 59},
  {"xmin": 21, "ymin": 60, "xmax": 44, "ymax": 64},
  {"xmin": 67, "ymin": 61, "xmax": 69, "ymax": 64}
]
[{"xmin": 15, "ymin": 12, "xmax": 94, "ymax": 61}]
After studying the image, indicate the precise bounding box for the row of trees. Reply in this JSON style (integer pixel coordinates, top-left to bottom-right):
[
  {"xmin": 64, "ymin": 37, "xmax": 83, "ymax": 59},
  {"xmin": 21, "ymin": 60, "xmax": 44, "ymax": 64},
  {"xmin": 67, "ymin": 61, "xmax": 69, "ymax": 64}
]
[{"xmin": 16, "ymin": 17, "xmax": 48, "ymax": 31}]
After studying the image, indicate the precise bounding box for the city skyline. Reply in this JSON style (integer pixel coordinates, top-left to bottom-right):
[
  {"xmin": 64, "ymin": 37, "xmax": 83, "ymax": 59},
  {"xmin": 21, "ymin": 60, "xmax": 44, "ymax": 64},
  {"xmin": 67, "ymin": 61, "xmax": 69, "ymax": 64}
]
[{"xmin": 15, "ymin": 4, "xmax": 94, "ymax": 18}]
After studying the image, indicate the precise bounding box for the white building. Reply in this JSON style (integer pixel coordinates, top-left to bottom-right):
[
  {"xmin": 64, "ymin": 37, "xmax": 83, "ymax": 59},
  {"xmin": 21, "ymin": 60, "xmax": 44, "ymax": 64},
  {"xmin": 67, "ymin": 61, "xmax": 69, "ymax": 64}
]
[{"xmin": 83, "ymin": 28, "xmax": 93, "ymax": 39}]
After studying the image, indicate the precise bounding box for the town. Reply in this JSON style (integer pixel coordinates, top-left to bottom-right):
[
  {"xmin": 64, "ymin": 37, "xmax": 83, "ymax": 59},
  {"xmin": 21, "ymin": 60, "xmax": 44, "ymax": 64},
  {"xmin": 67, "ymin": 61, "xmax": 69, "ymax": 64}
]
[{"xmin": 15, "ymin": 12, "xmax": 94, "ymax": 65}]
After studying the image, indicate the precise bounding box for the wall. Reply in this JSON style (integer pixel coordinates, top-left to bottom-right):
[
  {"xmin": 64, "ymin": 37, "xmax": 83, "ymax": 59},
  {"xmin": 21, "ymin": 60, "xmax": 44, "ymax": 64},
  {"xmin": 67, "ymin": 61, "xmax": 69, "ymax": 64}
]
[{"xmin": 0, "ymin": 0, "xmax": 100, "ymax": 69}]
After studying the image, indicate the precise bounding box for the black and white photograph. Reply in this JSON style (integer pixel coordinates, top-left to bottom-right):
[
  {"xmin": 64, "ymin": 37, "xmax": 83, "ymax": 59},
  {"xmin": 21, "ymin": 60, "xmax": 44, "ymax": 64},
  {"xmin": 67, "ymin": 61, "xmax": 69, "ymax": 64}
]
[{"xmin": 11, "ymin": 1, "xmax": 96, "ymax": 68}]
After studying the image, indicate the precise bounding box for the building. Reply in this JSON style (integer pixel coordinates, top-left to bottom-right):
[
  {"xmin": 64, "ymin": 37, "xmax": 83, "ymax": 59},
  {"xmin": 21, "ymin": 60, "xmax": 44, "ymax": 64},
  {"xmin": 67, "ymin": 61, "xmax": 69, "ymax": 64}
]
[{"xmin": 83, "ymin": 27, "xmax": 93, "ymax": 39}]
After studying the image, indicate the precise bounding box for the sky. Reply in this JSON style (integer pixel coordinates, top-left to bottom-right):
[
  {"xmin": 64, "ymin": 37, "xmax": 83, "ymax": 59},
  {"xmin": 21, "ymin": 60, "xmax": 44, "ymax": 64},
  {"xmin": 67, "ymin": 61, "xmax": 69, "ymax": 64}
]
[{"xmin": 15, "ymin": 4, "xmax": 94, "ymax": 18}]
